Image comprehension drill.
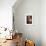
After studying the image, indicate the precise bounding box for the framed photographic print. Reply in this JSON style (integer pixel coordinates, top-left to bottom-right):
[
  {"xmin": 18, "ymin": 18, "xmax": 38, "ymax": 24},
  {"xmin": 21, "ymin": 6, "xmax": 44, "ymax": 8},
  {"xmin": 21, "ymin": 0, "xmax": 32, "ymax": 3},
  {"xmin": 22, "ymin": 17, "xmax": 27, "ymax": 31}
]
[
  {"xmin": 25, "ymin": 13, "xmax": 33, "ymax": 25},
  {"xmin": 27, "ymin": 15, "xmax": 32, "ymax": 24}
]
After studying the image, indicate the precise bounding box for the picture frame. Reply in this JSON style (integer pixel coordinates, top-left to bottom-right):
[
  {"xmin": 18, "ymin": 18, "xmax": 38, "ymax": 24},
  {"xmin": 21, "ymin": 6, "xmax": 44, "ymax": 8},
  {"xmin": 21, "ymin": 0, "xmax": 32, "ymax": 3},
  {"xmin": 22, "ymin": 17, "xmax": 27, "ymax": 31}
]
[{"xmin": 25, "ymin": 13, "xmax": 33, "ymax": 25}]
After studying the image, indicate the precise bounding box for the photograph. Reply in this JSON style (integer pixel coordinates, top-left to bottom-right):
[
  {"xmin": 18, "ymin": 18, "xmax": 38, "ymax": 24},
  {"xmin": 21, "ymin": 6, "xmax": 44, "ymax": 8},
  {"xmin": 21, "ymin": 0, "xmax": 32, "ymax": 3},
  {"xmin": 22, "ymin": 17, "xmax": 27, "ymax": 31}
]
[{"xmin": 26, "ymin": 15, "xmax": 32, "ymax": 24}]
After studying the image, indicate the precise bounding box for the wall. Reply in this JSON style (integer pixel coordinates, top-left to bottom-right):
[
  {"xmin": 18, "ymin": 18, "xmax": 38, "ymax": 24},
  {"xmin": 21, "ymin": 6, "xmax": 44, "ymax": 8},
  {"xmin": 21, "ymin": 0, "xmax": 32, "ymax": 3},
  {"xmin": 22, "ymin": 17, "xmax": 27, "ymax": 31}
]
[
  {"xmin": 41, "ymin": 0, "xmax": 46, "ymax": 46},
  {"xmin": 13, "ymin": 0, "xmax": 41, "ymax": 46},
  {"xmin": 0, "ymin": 0, "xmax": 16, "ymax": 30}
]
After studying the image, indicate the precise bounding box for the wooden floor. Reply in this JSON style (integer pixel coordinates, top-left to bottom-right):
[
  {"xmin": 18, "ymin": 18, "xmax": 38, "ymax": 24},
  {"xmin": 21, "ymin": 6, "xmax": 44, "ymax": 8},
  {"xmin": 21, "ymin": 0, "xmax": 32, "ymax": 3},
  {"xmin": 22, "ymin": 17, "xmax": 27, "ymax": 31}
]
[{"xmin": 0, "ymin": 39, "xmax": 16, "ymax": 46}]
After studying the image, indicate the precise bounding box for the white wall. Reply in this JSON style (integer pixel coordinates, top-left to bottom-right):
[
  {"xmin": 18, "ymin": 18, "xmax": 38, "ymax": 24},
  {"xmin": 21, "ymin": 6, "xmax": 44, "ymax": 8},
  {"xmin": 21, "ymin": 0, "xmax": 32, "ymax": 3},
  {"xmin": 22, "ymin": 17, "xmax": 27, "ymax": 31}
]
[
  {"xmin": 13, "ymin": 0, "xmax": 41, "ymax": 46},
  {"xmin": 41, "ymin": 0, "xmax": 46, "ymax": 46},
  {"xmin": 0, "ymin": 0, "xmax": 16, "ymax": 30}
]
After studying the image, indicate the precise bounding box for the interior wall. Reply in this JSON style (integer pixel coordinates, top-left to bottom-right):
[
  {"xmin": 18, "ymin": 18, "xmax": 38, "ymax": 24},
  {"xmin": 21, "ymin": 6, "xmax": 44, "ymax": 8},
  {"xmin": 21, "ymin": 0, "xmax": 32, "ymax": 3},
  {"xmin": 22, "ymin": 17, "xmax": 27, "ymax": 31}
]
[
  {"xmin": 0, "ymin": 0, "xmax": 16, "ymax": 30},
  {"xmin": 41, "ymin": 0, "xmax": 46, "ymax": 46},
  {"xmin": 13, "ymin": 0, "xmax": 41, "ymax": 46}
]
